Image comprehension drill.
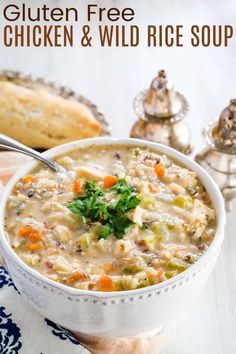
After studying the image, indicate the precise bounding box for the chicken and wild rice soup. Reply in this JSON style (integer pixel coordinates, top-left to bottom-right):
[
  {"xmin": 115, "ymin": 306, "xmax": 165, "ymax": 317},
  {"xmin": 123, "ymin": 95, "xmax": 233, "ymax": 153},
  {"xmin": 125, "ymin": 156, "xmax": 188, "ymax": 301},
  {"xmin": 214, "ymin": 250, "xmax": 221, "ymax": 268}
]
[{"xmin": 5, "ymin": 145, "xmax": 216, "ymax": 292}]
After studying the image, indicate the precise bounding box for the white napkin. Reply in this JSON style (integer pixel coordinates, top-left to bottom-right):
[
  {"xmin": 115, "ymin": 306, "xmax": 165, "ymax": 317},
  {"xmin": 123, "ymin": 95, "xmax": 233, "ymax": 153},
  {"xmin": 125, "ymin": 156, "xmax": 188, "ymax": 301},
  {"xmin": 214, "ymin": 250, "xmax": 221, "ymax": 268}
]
[{"xmin": 0, "ymin": 266, "xmax": 90, "ymax": 354}]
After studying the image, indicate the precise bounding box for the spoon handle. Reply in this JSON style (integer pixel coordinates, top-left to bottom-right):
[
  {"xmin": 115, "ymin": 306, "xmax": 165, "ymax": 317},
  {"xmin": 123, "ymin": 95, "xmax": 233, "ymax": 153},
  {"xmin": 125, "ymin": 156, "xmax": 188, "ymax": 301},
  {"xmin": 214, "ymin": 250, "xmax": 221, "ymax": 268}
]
[{"xmin": 0, "ymin": 134, "xmax": 64, "ymax": 173}]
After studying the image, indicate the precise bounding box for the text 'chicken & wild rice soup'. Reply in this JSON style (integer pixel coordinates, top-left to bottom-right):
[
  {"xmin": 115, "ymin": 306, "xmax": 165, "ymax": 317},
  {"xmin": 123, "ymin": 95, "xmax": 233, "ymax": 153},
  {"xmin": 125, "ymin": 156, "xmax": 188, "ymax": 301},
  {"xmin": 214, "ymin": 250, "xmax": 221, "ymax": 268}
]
[{"xmin": 5, "ymin": 145, "xmax": 216, "ymax": 292}]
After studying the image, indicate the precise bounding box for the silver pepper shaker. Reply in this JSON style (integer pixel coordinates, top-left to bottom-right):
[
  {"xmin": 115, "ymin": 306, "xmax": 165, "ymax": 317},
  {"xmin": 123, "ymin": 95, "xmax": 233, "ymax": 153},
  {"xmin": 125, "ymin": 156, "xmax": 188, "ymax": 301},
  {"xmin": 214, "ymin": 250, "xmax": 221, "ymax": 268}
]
[
  {"xmin": 195, "ymin": 99, "xmax": 236, "ymax": 211},
  {"xmin": 130, "ymin": 70, "xmax": 193, "ymax": 155}
]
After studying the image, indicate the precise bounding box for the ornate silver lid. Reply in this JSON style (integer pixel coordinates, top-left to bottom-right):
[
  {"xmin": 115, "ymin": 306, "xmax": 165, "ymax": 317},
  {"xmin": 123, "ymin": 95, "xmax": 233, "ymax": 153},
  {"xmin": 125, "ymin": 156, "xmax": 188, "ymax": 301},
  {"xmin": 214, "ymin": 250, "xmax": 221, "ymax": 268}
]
[
  {"xmin": 203, "ymin": 99, "xmax": 236, "ymax": 154},
  {"xmin": 134, "ymin": 70, "xmax": 189, "ymax": 124}
]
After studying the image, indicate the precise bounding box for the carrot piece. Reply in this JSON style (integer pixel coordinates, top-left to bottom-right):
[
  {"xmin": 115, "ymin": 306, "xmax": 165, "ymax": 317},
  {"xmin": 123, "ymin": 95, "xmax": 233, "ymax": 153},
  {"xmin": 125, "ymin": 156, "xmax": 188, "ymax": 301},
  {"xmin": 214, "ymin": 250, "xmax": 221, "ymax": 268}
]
[
  {"xmin": 103, "ymin": 175, "xmax": 118, "ymax": 188},
  {"xmin": 21, "ymin": 175, "xmax": 37, "ymax": 184},
  {"xmin": 97, "ymin": 274, "xmax": 116, "ymax": 292},
  {"xmin": 67, "ymin": 271, "xmax": 89, "ymax": 285},
  {"xmin": 148, "ymin": 183, "xmax": 158, "ymax": 194},
  {"xmin": 154, "ymin": 163, "xmax": 165, "ymax": 178},
  {"xmin": 28, "ymin": 230, "xmax": 42, "ymax": 243},
  {"xmin": 104, "ymin": 262, "xmax": 116, "ymax": 273},
  {"xmin": 19, "ymin": 225, "xmax": 32, "ymax": 237},
  {"xmin": 19, "ymin": 225, "xmax": 42, "ymax": 243},
  {"xmin": 27, "ymin": 242, "xmax": 43, "ymax": 252},
  {"xmin": 73, "ymin": 178, "xmax": 85, "ymax": 194}
]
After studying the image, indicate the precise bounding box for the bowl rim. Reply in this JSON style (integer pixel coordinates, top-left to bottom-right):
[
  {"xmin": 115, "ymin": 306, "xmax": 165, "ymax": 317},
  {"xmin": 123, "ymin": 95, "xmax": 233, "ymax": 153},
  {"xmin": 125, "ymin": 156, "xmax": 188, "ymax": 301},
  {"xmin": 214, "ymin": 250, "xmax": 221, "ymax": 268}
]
[{"xmin": 0, "ymin": 137, "xmax": 226, "ymax": 298}]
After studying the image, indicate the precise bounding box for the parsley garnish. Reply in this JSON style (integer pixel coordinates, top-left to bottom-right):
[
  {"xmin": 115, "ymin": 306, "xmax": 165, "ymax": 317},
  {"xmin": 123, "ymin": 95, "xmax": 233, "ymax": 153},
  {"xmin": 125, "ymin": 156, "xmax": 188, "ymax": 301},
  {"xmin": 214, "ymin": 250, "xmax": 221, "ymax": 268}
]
[
  {"xmin": 111, "ymin": 178, "xmax": 136, "ymax": 194},
  {"xmin": 68, "ymin": 179, "xmax": 140, "ymax": 239}
]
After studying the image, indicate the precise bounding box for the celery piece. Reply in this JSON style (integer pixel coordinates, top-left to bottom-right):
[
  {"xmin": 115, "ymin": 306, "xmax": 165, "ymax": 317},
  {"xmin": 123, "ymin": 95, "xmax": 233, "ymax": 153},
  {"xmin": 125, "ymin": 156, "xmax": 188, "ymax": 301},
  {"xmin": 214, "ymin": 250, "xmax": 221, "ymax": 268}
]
[
  {"xmin": 165, "ymin": 270, "xmax": 179, "ymax": 279},
  {"xmin": 115, "ymin": 278, "xmax": 134, "ymax": 291},
  {"xmin": 76, "ymin": 233, "xmax": 90, "ymax": 251},
  {"xmin": 123, "ymin": 264, "xmax": 144, "ymax": 275},
  {"xmin": 90, "ymin": 223, "xmax": 102, "ymax": 241},
  {"xmin": 137, "ymin": 278, "xmax": 150, "ymax": 288},
  {"xmin": 151, "ymin": 222, "xmax": 169, "ymax": 242},
  {"xmin": 174, "ymin": 195, "xmax": 193, "ymax": 208},
  {"xmin": 144, "ymin": 232, "xmax": 156, "ymax": 244},
  {"xmin": 167, "ymin": 224, "xmax": 175, "ymax": 230},
  {"xmin": 139, "ymin": 193, "xmax": 156, "ymax": 210},
  {"xmin": 167, "ymin": 258, "xmax": 189, "ymax": 272}
]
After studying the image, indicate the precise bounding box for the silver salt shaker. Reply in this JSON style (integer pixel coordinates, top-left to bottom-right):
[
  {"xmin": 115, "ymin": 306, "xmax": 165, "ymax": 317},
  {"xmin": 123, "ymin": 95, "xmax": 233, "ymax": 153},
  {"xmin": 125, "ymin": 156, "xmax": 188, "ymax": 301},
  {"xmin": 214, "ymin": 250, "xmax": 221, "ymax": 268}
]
[
  {"xmin": 130, "ymin": 70, "xmax": 193, "ymax": 155},
  {"xmin": 195, "ymin": 99, "xmax": 236, "ymax": 211}
]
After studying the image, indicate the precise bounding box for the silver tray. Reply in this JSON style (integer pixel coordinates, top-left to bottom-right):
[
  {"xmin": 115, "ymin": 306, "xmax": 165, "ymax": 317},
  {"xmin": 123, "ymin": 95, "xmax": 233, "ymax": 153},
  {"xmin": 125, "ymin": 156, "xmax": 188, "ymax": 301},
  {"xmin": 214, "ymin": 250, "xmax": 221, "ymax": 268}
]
[{"xmin": 0, "ymin": 70, "xmax": 111, "ymax": 140}]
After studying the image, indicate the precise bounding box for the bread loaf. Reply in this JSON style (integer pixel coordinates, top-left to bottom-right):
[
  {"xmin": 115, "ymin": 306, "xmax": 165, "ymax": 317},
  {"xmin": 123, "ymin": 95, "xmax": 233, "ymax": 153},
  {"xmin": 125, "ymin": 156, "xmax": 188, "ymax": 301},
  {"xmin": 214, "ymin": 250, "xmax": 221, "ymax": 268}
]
[{"xmin": 0, "ymin": 81, "xmax": 102, "ymax": 149}]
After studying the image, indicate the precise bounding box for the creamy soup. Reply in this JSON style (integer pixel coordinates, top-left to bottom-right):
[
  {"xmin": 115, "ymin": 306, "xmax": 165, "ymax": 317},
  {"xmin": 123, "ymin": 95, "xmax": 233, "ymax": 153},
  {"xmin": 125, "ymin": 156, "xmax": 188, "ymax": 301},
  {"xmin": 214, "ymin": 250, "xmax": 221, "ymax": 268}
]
[{"xmin": 5, "ymin": 145, "xmax": 216, "ymax": 291}]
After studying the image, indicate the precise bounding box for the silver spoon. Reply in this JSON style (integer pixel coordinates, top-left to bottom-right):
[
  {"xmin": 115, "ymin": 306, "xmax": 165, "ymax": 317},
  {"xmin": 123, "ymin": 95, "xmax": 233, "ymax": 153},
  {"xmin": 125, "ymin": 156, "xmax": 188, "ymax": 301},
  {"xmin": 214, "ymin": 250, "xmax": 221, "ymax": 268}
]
[{"xmin": 0, "ymin": 134, "xmax": 65, "ymax": 174}]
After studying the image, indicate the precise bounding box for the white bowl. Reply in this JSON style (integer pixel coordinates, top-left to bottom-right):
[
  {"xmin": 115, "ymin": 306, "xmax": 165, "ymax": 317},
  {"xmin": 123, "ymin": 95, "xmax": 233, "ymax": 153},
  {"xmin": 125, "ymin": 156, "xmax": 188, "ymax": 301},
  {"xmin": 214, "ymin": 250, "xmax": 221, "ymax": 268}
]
[{"xmin": 0, "ymin": 138, "xmax": 226, "ymax": 337}]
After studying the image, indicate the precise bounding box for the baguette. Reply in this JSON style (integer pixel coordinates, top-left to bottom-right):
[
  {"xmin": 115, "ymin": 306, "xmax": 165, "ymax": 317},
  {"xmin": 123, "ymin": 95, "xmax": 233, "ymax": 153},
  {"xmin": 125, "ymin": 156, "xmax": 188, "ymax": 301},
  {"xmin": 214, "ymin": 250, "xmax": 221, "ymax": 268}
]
[{"xmin": 0, "ymin": 81, "xmax": 102, "ymax": 149}]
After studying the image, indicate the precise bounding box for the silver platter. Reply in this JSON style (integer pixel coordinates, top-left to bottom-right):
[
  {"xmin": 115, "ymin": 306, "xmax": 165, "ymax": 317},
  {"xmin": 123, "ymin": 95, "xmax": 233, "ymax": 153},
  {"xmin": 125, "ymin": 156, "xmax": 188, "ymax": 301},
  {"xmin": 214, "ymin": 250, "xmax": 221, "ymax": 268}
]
[
  {"xmin": 134, "ymin": 89, "xmax": 189, "ymax": 124},
  {"xmin": 0, "ymin": 70, "xmax": 111, "ymax": 138}
]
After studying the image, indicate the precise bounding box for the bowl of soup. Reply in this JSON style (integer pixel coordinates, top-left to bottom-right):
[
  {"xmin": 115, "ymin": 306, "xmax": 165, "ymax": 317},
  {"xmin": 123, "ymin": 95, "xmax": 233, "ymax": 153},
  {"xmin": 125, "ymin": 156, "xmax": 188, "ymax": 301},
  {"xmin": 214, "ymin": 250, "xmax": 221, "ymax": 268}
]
[{"xmin": 0, "ymin": 138, "xmax": 225, "ymax": 337}]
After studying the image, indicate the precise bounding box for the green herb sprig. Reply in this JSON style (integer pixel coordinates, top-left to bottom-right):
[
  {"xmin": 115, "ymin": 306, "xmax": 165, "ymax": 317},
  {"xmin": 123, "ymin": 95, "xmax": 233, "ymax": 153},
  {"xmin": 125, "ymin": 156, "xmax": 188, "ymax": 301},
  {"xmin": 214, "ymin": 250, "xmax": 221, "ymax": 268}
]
[{"xmin": 68, "ymin": 179, "xmax": 140, "ymax": 239}]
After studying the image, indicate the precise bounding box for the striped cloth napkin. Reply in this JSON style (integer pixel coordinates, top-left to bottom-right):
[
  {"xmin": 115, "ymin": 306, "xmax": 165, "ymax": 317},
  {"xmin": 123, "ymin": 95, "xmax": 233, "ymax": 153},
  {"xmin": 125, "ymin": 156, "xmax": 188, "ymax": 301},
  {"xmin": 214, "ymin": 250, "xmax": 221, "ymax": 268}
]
[{"xmin": 0, "ymin": 266, "xmax": 89, "ymax": 354}]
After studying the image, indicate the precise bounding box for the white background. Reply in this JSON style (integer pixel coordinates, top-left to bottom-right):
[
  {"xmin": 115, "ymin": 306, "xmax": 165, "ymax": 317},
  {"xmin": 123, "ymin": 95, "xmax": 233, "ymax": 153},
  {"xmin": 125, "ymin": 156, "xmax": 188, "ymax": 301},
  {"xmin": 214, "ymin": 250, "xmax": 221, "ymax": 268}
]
[{"xmin": 0, "ymin": 1, "xmax": 236, "ymax": 353}]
